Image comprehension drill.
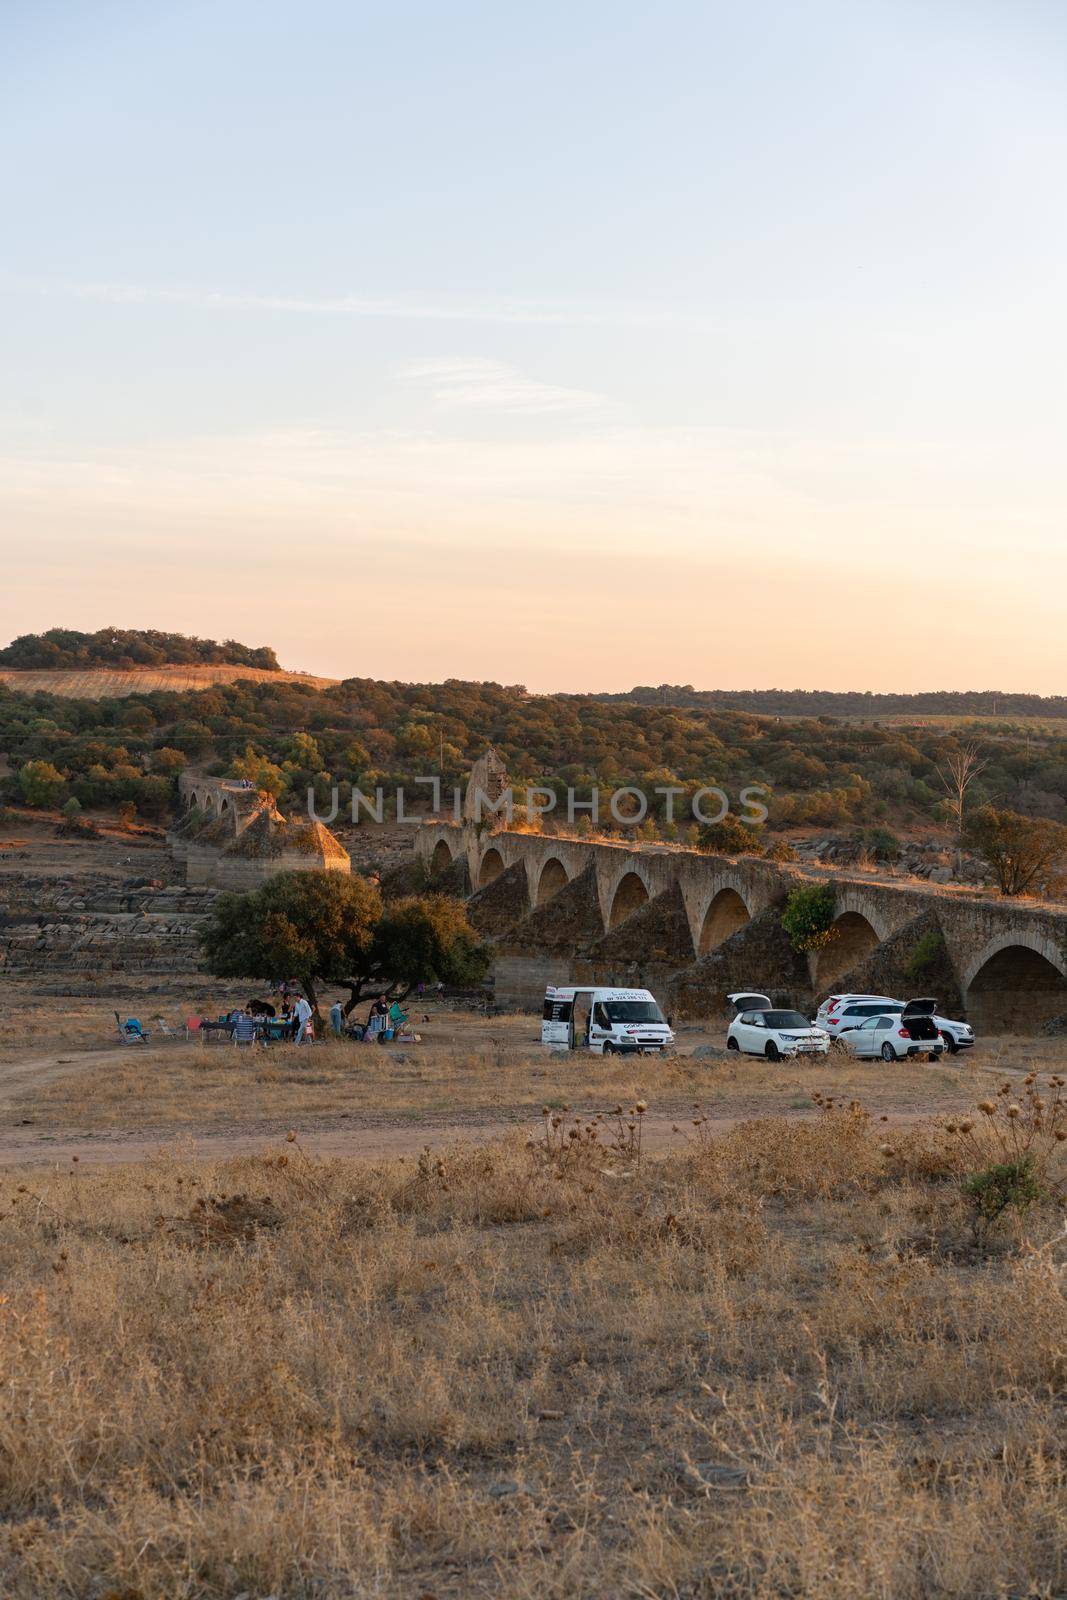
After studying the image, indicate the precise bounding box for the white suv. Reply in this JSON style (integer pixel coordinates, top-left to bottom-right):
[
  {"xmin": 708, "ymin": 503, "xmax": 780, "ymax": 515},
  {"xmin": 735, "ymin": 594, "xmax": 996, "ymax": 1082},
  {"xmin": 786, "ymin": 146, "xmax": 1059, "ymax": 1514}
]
[
  {"xmin": 935, "ymin": 1016, "xmax": 975, "ymax": 1054},
  {"xmin": 727, "ymin": 1007, "xmax": 830, "ymax": 1061},
  {"xmin": 815, "ymin": 995, "xmax": 903, "ymax": 1039}
]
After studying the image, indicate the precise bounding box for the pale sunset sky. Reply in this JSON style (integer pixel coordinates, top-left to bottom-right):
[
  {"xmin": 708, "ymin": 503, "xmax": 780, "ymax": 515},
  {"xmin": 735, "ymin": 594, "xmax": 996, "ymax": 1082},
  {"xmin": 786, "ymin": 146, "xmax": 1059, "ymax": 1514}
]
[{"xmin": 2, "ymin": 0, "xmax": 1065, "ymax": 692}]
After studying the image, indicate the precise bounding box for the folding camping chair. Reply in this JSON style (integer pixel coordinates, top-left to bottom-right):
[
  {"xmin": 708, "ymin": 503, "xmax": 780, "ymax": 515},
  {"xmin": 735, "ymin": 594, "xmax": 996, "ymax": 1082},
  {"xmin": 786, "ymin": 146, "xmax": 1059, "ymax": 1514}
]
[{"xmin": 115, "ymin": 1013, "xmax": 150, "ymax": 1045}]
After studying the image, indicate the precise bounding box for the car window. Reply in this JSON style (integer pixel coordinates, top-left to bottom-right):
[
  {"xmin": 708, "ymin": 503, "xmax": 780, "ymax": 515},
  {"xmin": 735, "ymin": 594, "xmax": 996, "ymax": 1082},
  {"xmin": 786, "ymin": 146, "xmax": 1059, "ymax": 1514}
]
[
  {"xmin": 738, "ymin": 1012, "xmax": 755, "ymax": 1025},
  {"xmin": 857, "ymin": 1018, "xmax": 877, "ymax": 1030}
]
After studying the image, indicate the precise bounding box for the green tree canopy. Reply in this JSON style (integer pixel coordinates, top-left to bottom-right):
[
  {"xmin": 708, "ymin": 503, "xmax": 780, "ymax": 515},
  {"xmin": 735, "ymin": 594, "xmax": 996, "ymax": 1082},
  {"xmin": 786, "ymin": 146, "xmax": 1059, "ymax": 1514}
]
[
  {"xmin": 17, "ymin": 759, "xmax": 66, "ymax": 807},
  {"xmin": 200, "ymin": 871, "xmax": 489, "ymax": 1013}
]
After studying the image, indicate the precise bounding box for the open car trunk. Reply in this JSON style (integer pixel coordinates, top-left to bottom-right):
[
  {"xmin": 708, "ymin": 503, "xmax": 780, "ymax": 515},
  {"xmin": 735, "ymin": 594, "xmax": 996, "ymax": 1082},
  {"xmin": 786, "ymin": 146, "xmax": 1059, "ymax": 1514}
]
[{"xmin": 902, "ymin": 998, "xmax": 940, "ymax": 1041}]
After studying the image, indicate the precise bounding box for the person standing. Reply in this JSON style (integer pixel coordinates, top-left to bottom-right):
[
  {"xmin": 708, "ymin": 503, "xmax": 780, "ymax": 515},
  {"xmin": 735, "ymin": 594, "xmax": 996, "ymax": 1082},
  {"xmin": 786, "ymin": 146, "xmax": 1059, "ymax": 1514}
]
[
  {"xmin": 293, "ymin": 993, "xmax": 313, "ymax": 1045},
  {"xmin": 329, "ymin": 1000, "xmax": 344, "ymax": 1037}
]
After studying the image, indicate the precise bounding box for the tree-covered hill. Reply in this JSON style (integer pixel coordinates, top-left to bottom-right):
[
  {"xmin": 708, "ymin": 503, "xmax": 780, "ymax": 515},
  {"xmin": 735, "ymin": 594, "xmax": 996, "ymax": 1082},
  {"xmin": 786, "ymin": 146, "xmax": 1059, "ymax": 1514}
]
[
  {"xmin": 2, "ymin": 666, "xmax": 1065, "ymax": 837},
  {"xmin": 601, "ymin": 686, "xmax": 1067, "ymax": 720},
  {"xmin": 0, "ymin": 628, "xmax": 279, "ymax": 672}
]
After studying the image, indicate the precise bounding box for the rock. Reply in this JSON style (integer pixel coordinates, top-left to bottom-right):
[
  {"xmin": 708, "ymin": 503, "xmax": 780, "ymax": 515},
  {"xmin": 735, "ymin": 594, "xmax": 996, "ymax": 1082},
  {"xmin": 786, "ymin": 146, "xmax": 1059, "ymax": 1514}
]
[
  {"xmin": 692, "ymin": 1043, "xmax": 728, "ymax": 1060},
  {"xmin": 485, "ymin": 1479, "xmax": 531, "ymax": 1498}
]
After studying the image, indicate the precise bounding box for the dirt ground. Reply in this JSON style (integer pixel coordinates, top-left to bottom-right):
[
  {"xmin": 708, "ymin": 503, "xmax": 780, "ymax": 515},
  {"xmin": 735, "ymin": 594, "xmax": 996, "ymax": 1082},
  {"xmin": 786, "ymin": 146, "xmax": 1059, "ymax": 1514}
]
[{"xmin": 2, "ymin": 995, "xmax": 1062, "ymax": 1169}]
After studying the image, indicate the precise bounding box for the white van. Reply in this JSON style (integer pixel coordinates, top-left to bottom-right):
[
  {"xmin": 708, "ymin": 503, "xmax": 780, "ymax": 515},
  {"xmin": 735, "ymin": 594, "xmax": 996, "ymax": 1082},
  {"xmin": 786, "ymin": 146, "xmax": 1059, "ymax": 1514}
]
[{"xmin": 541, "ymin": 985, "xmax": 675, "ymax": 1055}]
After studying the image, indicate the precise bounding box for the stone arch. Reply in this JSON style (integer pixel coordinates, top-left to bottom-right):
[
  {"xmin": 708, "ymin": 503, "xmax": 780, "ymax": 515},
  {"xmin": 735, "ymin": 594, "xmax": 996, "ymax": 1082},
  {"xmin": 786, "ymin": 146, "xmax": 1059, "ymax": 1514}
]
[
  {"xmin": 963, "ymin": 934, "xmax": 1067, "ymax": 1034},
  {"xmin": 698, "ymin": 887, "xmax": 751, "ymax": 955},
  {"xmin": 830, "ymin": 891, "xmax": 893, "ymax": 944},
  {"xmin": 607, "ymin": 870, "xmax": 651, "ymax": 930},
  {"xmin": 478, "ymin": 846, "xmax": 506, "ymax": 888},
  {"xmin": 814, "ymin": 910, "xmax": 881, "ymax": 990},
  {"xmin": 430, "ymin": 837, "xmax": 454, "ymax": 875},
  {"xmin": 536, "ymin": 856, "xmax": 569, "ymax": 907}
]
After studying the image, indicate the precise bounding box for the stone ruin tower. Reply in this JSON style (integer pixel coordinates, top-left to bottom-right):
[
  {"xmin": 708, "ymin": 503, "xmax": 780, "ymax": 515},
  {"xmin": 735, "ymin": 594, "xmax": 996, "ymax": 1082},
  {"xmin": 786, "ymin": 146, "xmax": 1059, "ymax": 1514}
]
[
  {"xmin": 169, "ymin": 774, "xmax": 350, "ymax": 888},
  {"xmin": 462, "ymin": 747, "xmax": 508, "ymax": 825}
]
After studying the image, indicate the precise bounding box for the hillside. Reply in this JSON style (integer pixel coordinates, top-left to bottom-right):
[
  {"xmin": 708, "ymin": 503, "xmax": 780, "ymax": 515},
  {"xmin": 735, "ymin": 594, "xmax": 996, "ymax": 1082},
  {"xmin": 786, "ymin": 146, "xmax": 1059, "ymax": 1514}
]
[{"xmin": 0, "ymin": 665, "xmax": 340, "ymax": 700}]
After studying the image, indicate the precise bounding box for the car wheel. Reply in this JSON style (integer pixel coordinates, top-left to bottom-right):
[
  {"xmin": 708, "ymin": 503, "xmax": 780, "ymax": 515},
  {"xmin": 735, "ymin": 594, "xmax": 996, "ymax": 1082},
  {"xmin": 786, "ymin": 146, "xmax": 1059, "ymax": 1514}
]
[
  {"xmin": 942, "ymin": 1034, "xmax": 958, "ymax": 1054},
  {"xmin": 765, "ymin": 1041, "xmax": 780, "ymax": 1062},
  {"xmin": 726, "ymin": 1036, "xmax": 739, "ymax": 1051},
  {"xmin": 602, "ymin": 1042, "xmax": 615, "ymax": 1056},
  {"xmin": 881, "ymin": 1042, "xmax": 896, "ymax": 1063}
]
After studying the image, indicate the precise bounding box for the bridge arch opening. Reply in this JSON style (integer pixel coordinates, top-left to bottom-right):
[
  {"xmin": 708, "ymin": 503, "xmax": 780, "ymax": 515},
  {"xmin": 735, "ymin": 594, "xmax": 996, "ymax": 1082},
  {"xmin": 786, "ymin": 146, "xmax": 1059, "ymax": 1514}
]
[
  {"xmin": 814, "ymin": 910, "xmax": 880, "ymax": 990},
  {"xmin": 478, "ymin": 847, "xmax": 506, "ymax": 889},
  {"xmin": 536, "ymin": 857, "xmax": 569, "ymax": 907},
  {"xmin": 607, "ymin": 871, "xmax": 650, "ymax": 930},
  {"xmin": 698, "ymin": 888, "xmax": 751, "ymax": 955},
  {"xmin": 967, "ymin": 944, "xmax": 1067, "ymax": 1034},
  {"xmin": 430, "ymin": 838, "xmax": 454, "ymax": 875}
]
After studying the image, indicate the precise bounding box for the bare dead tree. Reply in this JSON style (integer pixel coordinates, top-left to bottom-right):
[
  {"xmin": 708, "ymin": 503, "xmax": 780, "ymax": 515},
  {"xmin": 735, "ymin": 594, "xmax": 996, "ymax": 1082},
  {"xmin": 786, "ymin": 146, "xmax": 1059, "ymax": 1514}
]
[{"xmin": 935, "ymin": 742, "xmax": 987, "ymax": 876}]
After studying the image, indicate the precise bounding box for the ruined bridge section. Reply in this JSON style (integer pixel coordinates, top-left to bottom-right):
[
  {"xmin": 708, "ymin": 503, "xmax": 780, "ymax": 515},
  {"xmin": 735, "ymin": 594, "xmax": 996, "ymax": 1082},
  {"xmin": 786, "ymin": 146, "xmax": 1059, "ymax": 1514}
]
[{"xmin": 416, "ymin": 823, "xmax": 1067, "ymax": 1032}]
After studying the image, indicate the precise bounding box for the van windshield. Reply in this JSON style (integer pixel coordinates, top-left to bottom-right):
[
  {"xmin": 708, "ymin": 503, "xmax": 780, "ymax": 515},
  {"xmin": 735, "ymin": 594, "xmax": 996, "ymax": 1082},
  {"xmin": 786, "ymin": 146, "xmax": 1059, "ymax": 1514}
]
[{"xmin": 603, "ymin": 1001, "xmax": 665, "ymax": 1024}]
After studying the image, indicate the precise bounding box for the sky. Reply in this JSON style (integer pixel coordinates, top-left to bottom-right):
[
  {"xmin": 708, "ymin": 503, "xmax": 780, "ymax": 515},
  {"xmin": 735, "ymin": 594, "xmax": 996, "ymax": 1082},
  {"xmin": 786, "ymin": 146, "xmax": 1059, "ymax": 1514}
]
[{"xmin": 1, "ymin": 0, "xmax": 1065, "ymax": 693}]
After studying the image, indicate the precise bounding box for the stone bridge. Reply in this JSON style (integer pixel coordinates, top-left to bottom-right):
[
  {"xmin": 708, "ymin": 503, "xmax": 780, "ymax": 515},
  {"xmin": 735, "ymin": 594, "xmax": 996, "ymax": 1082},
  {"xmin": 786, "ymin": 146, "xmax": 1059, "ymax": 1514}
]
[
  {"xmin": 177, "ymin": 772, "xmax": 263, "ymax": 826},
  {"xmin": 415, "ymin": 823, "xmax": 1067, "ymax": 1032}
]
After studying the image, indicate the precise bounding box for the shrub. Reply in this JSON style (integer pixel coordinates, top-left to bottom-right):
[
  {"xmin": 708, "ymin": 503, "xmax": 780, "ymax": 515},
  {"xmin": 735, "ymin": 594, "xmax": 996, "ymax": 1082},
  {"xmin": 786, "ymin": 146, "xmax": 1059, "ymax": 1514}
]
[
  {"xmin": 781, "ymin": 885, "xmax": 837, "ymax": 953},
  {"xmin": 962, "ymin": 1158, "xmax": 1042, "ymax": 1233},
  {"xmin": 697, "ymin": 814, "xmax": 764, "ymax": 856},
  {"xmin": 855, "ymin": 826, "xmax": 901, "ymax": 861},
  {"xmin": 905, "ymin": 929, "xmax": 945, "ymax": 982},
  {"xmin": 964, "ymin": 805, "xmax": 1067, "ymax": 896}
]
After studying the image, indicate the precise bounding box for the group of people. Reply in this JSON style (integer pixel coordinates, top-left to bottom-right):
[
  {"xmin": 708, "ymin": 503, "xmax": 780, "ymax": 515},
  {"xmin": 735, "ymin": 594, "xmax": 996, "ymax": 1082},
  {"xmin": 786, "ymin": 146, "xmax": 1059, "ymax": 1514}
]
[
  {"xmin": 328, "ymin": 994, "xmax": 409, "ymax": 1041},
  {"xmin": 219, "ymin": 977, "xmax": 447, "ymax": 1047},
  {"xmin": 225, "ymin": 993, "xmax": 314, "ymax": 1042}
]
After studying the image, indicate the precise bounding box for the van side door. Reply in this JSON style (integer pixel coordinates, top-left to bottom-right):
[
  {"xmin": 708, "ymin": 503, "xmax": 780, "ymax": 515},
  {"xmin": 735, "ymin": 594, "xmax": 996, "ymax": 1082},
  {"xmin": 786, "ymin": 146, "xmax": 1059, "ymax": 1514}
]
[{"xmin": 589, "ymin": 1001, "xmax": 612, "ymax": 1052}]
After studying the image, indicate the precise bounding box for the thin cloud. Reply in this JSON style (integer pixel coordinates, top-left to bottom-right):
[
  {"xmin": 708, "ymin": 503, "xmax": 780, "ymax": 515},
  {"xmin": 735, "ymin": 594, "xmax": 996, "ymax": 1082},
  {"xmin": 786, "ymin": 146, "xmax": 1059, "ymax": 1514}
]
[
  {"xmin": 0, "ymin": 274, "xmax": 710, "ymax": 331},
  {"xmin": 398, "ymin": 358, "xmax": 615, "ymax": 417}
]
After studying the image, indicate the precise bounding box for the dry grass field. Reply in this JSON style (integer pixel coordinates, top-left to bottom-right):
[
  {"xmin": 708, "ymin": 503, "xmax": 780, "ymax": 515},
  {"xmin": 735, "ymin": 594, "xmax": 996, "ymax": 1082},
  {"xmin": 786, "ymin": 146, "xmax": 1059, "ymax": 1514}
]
[
  {"xmin": 0, "ymin": 664, "xmax": 339, "ymax": 698},
  {"xmin": 1, "ymin": 997, "xmax": 1064, "ymax": 1595},
  {"xmin": 1, "ymin": 1090, "xmax": 1064, "ymax": 1599},
  {"xmin": 0, "ymin": 1000, "xmax": 1026, "ymax": 1154}
]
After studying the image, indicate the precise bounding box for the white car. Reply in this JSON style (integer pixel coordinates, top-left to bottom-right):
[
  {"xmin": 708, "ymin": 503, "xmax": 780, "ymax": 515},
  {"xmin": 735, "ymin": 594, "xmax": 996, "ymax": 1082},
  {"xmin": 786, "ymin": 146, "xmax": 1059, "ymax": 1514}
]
[
  {"xmin": 935, "ymin": 1015, "xmax": 975, "ymax": 1054},
  {"xmin": 727, "ymin": 1007, "xmax": 830, "ymax": 1061},
  {"xmin": 821, "ymin": 993, "xmax": 975, "ymax": 1055},
  {"xmin": 840, "ymin": 999, "xmax": 945, "ymax": 1062},
  {"xmin": 815, "ymin": 994, "xmax": 902, "ymax": 1038}
]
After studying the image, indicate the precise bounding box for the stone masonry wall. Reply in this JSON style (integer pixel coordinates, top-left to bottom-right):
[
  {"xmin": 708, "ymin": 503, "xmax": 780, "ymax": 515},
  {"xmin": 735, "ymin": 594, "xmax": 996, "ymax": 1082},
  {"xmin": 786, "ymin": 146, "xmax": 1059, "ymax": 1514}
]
[{"xmin": 0, "ymin": 873, "xmax": 218, "ymax": 988}]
